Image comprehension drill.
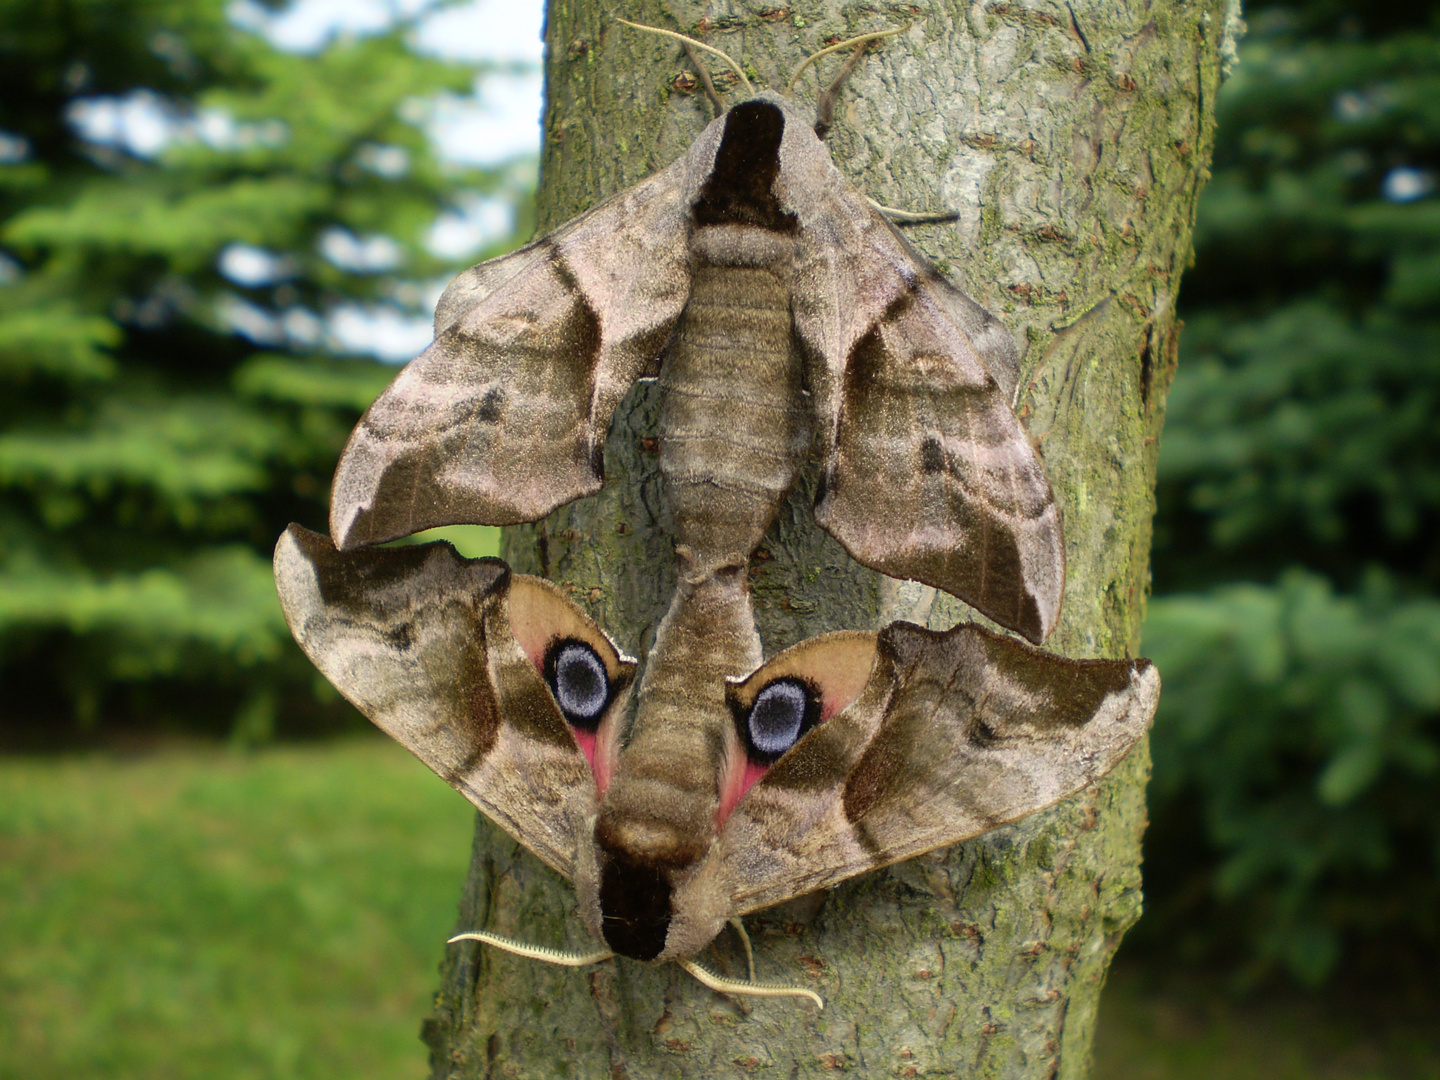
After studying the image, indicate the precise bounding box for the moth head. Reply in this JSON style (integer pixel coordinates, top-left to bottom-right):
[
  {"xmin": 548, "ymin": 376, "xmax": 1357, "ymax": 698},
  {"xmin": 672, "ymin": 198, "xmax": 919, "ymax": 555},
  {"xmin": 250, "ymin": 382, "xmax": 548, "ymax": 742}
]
[{"xmin": 570, "ymin": 801, "xmax": 712, "ymax": 962}]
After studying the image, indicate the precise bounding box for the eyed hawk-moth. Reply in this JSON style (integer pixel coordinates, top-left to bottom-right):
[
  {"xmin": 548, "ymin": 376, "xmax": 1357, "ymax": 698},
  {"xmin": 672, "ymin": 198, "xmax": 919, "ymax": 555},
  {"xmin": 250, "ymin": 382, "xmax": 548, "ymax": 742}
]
[
  {"xmin": 274, "ymin": 527, "xmax": 1156, "ymax": 998},
  {"xmin": 328, "ymin": 61, "xmax": 1064, "ymax": 643},
  {"xmin": 286, "ymin": 26, "xmax": 1148, "ymax": 1005}
]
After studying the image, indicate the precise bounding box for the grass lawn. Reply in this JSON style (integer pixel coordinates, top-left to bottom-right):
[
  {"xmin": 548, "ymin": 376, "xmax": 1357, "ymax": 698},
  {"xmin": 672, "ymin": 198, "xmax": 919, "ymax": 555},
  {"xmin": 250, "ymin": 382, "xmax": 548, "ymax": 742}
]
[
  {"xmin": 2, "ymin": 737, "xmax": 1436, "ymax": 1079},
  {"xmin": 0, "ymin": 737, "xmax": 474, "ymax": 1080}
]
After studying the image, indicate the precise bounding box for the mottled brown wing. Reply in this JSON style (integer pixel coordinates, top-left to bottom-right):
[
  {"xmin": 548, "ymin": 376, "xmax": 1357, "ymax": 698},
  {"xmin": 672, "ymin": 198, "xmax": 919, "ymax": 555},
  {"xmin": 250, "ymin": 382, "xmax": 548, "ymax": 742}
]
[
  {"xmin": 273, "ymin": 525, "xmax": 633, "ymax": 879},
  {"xmin": 788, "ymin": 170, "xmax": 1062, "ymax": 643},
  {"xmin": 716, "ymin": 621, "xmax": 1158, "ymax": 915},
  {"xmin": 329, "ymin": 159, "xmax": 692, "ymax": 550}
]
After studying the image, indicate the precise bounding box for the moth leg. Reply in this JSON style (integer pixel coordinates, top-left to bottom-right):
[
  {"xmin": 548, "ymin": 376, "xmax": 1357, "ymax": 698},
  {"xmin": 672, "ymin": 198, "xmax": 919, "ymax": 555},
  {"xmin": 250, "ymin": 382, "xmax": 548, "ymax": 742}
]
[
  {"xmin": 813, "ymin": 43, "xmax": 869, "ymax": 138},
  {"xmin": 865, "ymin": 197, "xmax": 962, "ymax": 227},
  {"xmin": 679, "ymin": 959, "xmax": 824, "ymax": 1009},
  {"xmin": 681, "ymin": 40, "xmax": 726, "ymax": 116},
  {"xmin": 728, "ymin": 916, "xmax": 757, "ymax": 983},
  {"xmin": 785, "ymin": 24, "xmax": 911, "ymax": 136},
  {"xmin": 448, "ymin": 930, "xmax": 613, "ymax": 968}
]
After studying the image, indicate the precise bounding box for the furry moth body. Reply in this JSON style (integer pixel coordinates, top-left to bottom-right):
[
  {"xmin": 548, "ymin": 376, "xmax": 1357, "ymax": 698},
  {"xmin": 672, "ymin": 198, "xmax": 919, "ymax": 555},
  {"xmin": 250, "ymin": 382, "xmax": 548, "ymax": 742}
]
[
  {"xmin": 330, "ymin": 89, "xmax": 1065, "ymax": 643},
  {"xmin": 275, "ymin": 526, "xmax": 1158, "ymax": 972}
]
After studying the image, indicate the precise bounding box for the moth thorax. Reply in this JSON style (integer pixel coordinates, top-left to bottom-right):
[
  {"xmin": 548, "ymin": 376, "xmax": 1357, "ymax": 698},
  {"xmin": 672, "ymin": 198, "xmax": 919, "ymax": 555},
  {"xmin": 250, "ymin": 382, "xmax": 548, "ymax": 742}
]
[
  {"xmin": 595, "ymin": 842, "xmax": 674, "ymax": 961},
  {"xmin": 592, "ymin": 809, "xmax": 710, "ymax": 962},
  {"xmin": 689, "ymin": 223, "xmax": 797, "ymax": 268}
]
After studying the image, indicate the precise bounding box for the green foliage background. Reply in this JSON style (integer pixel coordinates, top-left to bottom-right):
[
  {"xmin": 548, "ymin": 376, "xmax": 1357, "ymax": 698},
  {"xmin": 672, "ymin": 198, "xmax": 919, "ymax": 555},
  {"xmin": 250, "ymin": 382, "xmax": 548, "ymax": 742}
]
[
  {"xmin": 1138, "ymin": 0, "xmax": 1440, "ymax": 982},
  {"xmin": 0, "ymin": 0, "xmax": 526, "ymax": 742},
  {"xmin": 2, "ymin": 0, "xmax": 1438, "ymax": 987}
]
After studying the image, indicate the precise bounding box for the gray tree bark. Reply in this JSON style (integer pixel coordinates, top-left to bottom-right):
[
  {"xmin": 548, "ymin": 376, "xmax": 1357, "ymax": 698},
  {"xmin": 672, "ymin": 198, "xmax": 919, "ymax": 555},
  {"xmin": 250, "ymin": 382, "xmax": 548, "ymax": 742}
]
[{"xmin": 422, "ymin": 2, "xmax": 1231, "ymax": 1076}]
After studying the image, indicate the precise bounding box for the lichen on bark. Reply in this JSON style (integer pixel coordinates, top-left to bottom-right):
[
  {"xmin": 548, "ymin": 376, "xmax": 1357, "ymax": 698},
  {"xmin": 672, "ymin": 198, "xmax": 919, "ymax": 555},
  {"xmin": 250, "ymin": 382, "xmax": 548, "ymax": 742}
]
[{"xmin": 421, "ymin": 2, "xmax": 1228, "ymax": 1077}]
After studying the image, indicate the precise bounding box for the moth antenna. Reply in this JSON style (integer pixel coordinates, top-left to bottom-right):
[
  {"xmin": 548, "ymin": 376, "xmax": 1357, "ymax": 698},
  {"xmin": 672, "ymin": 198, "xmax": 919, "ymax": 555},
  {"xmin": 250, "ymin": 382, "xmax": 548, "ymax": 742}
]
[
  {"xmin": 867, "ymin": 197, "xmax": 962, "ymax": 227},
  {"xmin": 727, "ymin": 916, "xmax": 757, "ymax": 983},
  {"xmin": 448, "ymin": 930, "xmax": 614, "ymax": 968},
  {"xmin": 618, "ymin": 19, "xmax": 755, "ymax": 97},
  {"xmin": 785, "ymin": 24, "xmax": 911, "ymax": 94},
  {"xmin": 682, "ymin": 39, "xmax": 727, "ymax": 116},
  {"xmin": 679, "ymin": 959, "xmax": 825, "ymax": 1009}
]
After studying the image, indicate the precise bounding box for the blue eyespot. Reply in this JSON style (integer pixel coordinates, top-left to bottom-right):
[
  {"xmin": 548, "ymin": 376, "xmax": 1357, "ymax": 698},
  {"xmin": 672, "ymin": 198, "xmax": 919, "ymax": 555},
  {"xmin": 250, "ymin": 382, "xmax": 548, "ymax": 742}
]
[
  {"xmin": 743, "ymin": 678, "xmax": 819, "ymax": 764},
  {"xmin": 546, "ymin": 639, "xmax": 610, "ymax": 730}
]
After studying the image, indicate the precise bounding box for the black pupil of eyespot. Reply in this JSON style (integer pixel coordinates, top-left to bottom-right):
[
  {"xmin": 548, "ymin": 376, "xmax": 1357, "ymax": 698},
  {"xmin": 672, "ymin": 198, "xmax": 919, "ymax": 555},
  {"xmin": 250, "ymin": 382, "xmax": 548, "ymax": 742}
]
[
  {"xmin": 748, "ymin": 679, "xmax": 810, "ymax": 757},
  {"xmin": 550, "ymin": 641, "xmax": 609, "ymax": 727}
]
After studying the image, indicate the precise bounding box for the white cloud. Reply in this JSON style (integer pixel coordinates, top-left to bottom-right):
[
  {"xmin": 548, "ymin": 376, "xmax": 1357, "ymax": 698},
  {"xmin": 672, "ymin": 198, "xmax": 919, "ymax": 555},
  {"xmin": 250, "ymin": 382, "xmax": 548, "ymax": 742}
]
[
  {"xmin": 67, "ymin": 91, "xmax": 172, "ymax": 157},
  {"xmin": 1382, "ymin": 167, "xmax": 1436, "ymax": 204},
  {"xmin": 68, "ymin": 3, "xmax": 545, "ymax": 167},
  {"xmin": 194, "ymin": 109, "xmax": 287, "ymax": 150},
  {"xmin": 356, "ymin": 142, "xmax": 410, "ymax": 177},
  {"xmin": 319, "ymin": 228, "xmax": 404, "ymax": 272},
  {"xmin": 429, "ymin": 70, "xmax": 543, "ymax": 165},
  {"xmin": 228, "ymin": 0, "xmax": 417, "ymax": 52},
  {"xmin": 228, "ymin": 0, "xmax": 542, "ymax": 63},
  {"xmin": 220, "ymin": 293, "xmax": 428, "ymax": 362},
  {"xmin": 115, "ymin": 0, "xmax": 547, "ymax": 357},
  {"xmin": 218, "ymin": 244, "xmax": 297, "ymax": 286},
  {"xmin": 0, "ymin": 130, "xmax": 30, "ymax": 163},
  {"xmin": 428, "ymin": 195, "xmax": 515, "ymax": 258},
  {"xmin": 282, "ymin": 306, "xmax": 325, "ymax": 346},
  {"xmin": 328, "ymin": 304, "xmax": 433, "ymax": 361},
  {"xmin": 217, "ymin": 293, "xmax": 286, "ymax": 345},
  {"xmin": 412, "ymin": 0, "xmax": 543, "ymax": 63},
  {"xmin": 226, "ymin": 0, "xmax": 545, "ymax": 166}
]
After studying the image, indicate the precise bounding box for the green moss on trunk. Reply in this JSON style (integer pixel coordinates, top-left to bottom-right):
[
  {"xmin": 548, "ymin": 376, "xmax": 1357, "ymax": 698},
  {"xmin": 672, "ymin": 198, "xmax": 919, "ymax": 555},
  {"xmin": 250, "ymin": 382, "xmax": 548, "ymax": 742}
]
[{"xmin": 424, "ymin": 2, "xmax": 1229, "ymax": 1076}]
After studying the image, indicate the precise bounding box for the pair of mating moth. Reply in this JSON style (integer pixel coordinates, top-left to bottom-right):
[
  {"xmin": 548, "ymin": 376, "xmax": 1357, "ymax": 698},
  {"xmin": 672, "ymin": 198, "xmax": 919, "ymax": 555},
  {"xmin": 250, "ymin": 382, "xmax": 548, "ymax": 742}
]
[{"xmin": 275, "ymin": 25, "xmax": 1159, "ymax": 1008}]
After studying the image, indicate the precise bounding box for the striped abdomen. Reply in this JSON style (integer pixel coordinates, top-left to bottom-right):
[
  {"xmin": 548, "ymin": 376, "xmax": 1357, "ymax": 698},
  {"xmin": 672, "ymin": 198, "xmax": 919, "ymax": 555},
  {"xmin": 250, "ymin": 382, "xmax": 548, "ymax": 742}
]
[{"xmin": 659, "ymin": 226, "xmax": 810, "ymax": 574}]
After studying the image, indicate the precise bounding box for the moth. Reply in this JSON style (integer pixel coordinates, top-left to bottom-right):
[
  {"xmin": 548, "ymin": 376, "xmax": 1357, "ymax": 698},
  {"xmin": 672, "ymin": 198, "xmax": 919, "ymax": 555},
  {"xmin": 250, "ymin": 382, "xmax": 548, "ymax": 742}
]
[
  {"xmin": 328, "ymin": 27, "xmax": 1065, "ymax": 645},
  {"xmin": 290, "ymin": 27, "xmax": 1152, "ymax": 1007},
  {"xmin": 275, "ymin": 525, "xmax": 1159, "ymax": 1003}
]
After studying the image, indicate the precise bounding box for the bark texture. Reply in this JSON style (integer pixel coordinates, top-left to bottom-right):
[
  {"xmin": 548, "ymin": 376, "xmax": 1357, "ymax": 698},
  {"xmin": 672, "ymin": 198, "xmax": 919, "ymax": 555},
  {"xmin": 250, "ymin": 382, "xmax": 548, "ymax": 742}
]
[{"xmin": 422, "ymin": 2, "xmax": 1230, "ymax": 1076}]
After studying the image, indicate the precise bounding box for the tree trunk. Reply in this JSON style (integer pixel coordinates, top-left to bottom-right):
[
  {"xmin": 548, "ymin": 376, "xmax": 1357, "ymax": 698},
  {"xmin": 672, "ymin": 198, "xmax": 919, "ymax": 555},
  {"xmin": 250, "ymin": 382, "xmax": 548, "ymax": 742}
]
[{"xmin": 422, "ymin": 2, "xmax": 1230, "ymax": 1076}]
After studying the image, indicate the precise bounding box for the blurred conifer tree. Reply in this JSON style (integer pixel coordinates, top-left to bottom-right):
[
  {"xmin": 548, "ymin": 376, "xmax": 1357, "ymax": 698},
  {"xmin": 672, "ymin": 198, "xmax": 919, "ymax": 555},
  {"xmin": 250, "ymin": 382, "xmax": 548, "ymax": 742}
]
[
  {"xmin": 0, "ymin": 0, "xmax": 529, "ymax": 742},
  {"xmin": 1141, "ymin": 0, "xmax": 1440, "ymax": 981}
]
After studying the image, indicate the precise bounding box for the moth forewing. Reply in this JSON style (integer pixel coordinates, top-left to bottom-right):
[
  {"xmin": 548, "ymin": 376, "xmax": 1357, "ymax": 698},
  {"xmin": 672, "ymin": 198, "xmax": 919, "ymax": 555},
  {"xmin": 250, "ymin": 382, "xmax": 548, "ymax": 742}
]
[
  {"xmin": 328, "ymin": 160, "xmax": 693, "ymax": 551},
  {"xmin": 274, "ymin": 526, "xmax": 600, "ymax": 880}
]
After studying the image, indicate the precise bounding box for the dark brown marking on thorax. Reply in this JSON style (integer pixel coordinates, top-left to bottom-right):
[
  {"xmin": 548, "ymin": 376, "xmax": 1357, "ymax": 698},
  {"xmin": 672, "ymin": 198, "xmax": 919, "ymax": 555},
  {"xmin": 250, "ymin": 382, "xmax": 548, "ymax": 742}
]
[
  {"xmin": 596, "ymin": 847, "xmax": 673, "ymax": 961},
  {"xmin": 692, "ymin": 101, "xmax": 798, "ymax": 232}
]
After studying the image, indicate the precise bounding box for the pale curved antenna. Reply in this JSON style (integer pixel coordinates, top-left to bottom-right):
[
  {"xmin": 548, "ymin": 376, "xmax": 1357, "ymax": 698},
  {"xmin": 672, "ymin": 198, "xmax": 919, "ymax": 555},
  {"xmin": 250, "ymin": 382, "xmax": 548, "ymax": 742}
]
[
  {"xmin": 448, "ymin": 930, "xmax": 614, "ymax": 968},
  {"xmin": 786, "ymin": 25, "xmax": 911, "ymax": 92},
  {"xmin": 618, "ymin": 19, "xmax": 755, "ymax": 97},
  {"xmin": 452, "ymin": 929, "xmax": 823, "ymax": 1007},
  {"xmin": 679, "ymin": 959, "xmax": 824, "ymax": 1009}
]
